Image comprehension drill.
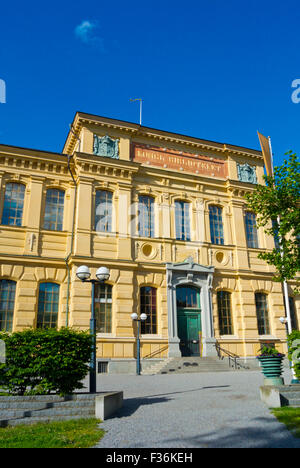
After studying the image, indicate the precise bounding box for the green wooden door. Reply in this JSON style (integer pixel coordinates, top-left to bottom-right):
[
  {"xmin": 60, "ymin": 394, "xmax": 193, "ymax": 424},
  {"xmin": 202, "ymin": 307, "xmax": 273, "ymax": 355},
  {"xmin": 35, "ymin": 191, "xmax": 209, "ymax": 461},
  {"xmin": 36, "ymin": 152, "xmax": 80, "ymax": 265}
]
[{"xmin": 176, "ymin": 286, "xmax": 201, "ymax": 356}]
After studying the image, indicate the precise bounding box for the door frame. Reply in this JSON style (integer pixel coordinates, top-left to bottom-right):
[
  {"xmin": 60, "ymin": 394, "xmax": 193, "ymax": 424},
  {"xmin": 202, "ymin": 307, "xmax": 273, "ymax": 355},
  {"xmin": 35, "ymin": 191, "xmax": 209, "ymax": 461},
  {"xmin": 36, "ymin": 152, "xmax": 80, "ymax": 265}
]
[{"xmin": 176, "ymin": 286, "xmax": 202, "ymax": 356}]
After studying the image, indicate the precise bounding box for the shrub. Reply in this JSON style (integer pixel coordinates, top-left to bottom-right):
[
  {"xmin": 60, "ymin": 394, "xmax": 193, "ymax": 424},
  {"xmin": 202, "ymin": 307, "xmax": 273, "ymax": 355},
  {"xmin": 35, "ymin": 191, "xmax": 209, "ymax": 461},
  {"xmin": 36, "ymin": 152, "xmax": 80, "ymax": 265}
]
[
  {"xmin": 0, "ymin": 328, "xmax": 93, "ymax": 396},
  {"xmin": 287, "ymin": 330, "xmax": 300, "ymax": 380},
  {"xmin": 256, "ymin": 345, "xmax": 284, "ymax": 358}
]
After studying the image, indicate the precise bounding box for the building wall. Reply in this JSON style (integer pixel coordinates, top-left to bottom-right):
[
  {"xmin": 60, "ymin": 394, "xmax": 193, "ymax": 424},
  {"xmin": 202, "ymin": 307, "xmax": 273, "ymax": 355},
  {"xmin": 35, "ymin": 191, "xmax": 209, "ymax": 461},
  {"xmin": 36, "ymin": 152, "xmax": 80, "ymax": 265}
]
[{"xmin": 0, "ymin": 116, "xmax": 298, "ymax": 364}]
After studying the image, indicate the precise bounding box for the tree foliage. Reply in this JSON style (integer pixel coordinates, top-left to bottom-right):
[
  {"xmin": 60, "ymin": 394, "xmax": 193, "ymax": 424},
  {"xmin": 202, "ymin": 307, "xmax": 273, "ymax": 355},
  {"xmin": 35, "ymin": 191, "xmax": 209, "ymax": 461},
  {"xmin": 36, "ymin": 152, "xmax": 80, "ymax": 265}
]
[{"xmin": 245, "ymin": 152, "xmax": 300, "ymax": 291}]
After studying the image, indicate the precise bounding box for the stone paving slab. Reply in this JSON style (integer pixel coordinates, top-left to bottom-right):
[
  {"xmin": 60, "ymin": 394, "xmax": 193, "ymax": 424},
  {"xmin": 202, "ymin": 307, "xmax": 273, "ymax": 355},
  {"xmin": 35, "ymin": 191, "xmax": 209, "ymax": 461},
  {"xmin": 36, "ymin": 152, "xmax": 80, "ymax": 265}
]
[{"xmin": 94, "ymin": 369, "xmax": 300, "ymax": 448}]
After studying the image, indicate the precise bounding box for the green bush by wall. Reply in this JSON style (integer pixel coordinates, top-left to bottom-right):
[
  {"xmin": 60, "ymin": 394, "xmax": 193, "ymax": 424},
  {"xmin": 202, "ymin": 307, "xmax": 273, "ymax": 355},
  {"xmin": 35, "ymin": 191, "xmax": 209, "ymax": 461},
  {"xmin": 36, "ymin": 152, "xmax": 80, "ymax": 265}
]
[
  {"xmin": 0, "ymin": 328, "xmax": 93, "ymax": 396},
  {"xmin": 287, "ymin": 330, "xmax": 300, "ymax": 380}
]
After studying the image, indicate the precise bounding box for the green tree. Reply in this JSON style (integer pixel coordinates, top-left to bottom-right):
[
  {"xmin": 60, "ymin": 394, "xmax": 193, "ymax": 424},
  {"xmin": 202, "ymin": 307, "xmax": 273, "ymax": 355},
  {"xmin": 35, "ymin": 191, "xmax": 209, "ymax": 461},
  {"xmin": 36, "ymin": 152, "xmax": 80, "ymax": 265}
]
[{"xmin": 245, "ymin": 152, "xmax": 300, "ymax": 292}]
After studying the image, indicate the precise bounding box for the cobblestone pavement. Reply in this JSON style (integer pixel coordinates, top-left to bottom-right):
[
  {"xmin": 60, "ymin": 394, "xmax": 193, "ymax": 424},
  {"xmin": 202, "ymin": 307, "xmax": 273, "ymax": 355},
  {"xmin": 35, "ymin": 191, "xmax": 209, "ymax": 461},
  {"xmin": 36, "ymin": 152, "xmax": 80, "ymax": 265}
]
[{"xmin": 94, "ymin": 369, "xmax": 300, "ymax": 448}]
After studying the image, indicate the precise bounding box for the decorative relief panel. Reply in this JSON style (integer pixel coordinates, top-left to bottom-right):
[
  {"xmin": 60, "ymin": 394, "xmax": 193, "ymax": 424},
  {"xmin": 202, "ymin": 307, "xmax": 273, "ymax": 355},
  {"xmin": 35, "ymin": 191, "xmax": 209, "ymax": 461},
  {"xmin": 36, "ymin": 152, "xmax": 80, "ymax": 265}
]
[
  {"xmin": 93, "ymin": 134, "xmax": 119, "ymax": 159},
  {"xmin": 237, "ymin": 163, "xmax": 257, "ymax": 184}
]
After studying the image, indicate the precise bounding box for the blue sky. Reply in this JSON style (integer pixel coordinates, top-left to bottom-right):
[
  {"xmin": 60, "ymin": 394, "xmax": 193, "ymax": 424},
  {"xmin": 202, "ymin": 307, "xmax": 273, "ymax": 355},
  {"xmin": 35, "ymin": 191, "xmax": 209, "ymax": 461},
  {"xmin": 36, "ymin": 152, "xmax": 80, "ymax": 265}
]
[{"xmin": 0, "ymin": 0, "xmax": 300, "ymax": 167}]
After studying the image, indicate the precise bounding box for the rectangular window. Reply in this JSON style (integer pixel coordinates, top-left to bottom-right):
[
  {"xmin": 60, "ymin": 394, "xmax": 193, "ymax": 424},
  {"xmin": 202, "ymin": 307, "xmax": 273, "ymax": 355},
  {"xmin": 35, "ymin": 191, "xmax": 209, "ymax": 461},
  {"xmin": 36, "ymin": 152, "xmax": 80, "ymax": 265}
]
[
  {"xmin": 255, "ymin": 293, "xmax": 270, "ymax": 335},
  {"xmin": 43, "ymin": 189, "xmax": 65, "ymax": 231},
  {"xmin": 245, "ymin": 212, "xmax": 259, "ymax": 248},
  {"xmin": 2, "ymin": 183, "xmax": 25, "ymax": 226},
  {"xmin": 95, "ymin": 191, "xmax": 113, "ymax": 232},
  {"xmin": 140, "ymin": 286, "xmax": 157, "ymax": 334},
  {"xmin": 217, "ymin": 291, "xmax": 233, "ymax": 335},
  {"xmin": 37, "ymin": 283, "xmax": 59, "ymax": 329},
  {"xmin": 175, "ymin": 201, "xmax": 190, "ymax": 241},
  {"xmin": 209, "ymin": 205, "xmax": 224, "ymax": 245},
  {"xmin": 0, "ymin": 280, "xmax": 16, "ymax": 332},
  {"xmin": 138, "ymin": 195, "xmax": 154, "ymax": 237},
  {"xmin": 95, "ymin": 283, "xmax": 112, "ymax": 333}
]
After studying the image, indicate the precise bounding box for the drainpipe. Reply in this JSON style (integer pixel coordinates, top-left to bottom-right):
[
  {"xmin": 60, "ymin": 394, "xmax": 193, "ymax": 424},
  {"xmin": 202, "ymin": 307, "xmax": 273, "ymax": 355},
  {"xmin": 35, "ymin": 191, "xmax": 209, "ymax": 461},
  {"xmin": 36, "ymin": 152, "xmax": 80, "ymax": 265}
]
[
  {"xmin": 65, "ymin": 154, "xmax": 78, "ymax": 327},
  {"xmin": 69, "ymin": 124, "xmax": 81, "ymax": 152}
]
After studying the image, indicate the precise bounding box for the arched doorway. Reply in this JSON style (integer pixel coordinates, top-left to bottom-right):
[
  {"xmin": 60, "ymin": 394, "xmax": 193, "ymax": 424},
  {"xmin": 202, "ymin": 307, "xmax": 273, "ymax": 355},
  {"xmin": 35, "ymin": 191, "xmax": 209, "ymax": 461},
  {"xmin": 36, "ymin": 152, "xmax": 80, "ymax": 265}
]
[{"xmin": 176, "ymin": 285, "xmax": 201, "ymax": 356}]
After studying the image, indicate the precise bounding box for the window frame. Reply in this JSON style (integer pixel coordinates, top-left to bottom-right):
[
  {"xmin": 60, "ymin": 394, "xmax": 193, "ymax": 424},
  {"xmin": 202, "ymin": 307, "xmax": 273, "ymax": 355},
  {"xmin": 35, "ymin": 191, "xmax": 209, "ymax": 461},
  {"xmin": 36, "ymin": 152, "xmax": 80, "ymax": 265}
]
[
  {"xmin": 37, "ymin": 282, "xmax": 60, "ymax": 329},
  {"xmin": 95, "ymin": 283, "xmax": 113, "ymax": 334},
  {"xmin": 209, "ymin": 205, "xmax": 225, "ymax": 245},
  {"xmin": 138, "ymin": 195, "xmax": 155, "ymax": 238},
  {"xmin": 174, "ymin": 200, "xmax": 191, "ymax": 241},
  {"xmin": 0, "ymin": 279, "xmax": 16, "ymax": 332},
  {"xmin": 43, "ymin": 188, "xmax": 65, "ymax": 231},
  {"xmin": 94, "ymin": 190, "xmax": 113, "ymax": 233},
  {"xmin": 140, "ymin": 286, "xmax": 157, "ymax": 335},
  {"xmin": 1, "ymin": 182, "xmax": 26, "ymax": 227},
  {"xmin": 217, "ymin": 290, "xmax": 233, "ymax": 335},
  {"xmin": 245, "ymin": 211, "xmax": 259, "ymax": 249},
  {"xmin": 255, "ymin": 292, "xmax": 270, "ymax": 335}
]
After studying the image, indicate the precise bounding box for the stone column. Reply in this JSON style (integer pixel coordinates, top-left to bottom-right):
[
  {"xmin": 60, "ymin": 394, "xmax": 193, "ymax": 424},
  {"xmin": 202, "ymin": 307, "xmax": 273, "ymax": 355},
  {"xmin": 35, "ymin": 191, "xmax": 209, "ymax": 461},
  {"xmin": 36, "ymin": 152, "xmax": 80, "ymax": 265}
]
[{"xmin": 166, "ymin": 267, "xmax": 181, "ymax": 357}]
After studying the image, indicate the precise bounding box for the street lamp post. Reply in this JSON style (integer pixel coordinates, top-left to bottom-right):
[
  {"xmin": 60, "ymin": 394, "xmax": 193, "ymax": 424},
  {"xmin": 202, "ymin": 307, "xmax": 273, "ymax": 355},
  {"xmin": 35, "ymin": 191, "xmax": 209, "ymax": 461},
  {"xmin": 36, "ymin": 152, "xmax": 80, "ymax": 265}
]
[
  {"xmin": 131, "ymin": 312, "xmax": 147, "ymax": 375},
  {"xmin": 76, "ymin": 265, "xmax": 110, "ymax": 393}
]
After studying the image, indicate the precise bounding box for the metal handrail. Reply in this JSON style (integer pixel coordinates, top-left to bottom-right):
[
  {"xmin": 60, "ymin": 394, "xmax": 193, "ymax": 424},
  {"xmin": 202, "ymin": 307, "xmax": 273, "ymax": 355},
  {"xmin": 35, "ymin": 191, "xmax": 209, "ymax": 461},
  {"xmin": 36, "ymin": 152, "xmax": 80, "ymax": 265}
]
[{"xmin": 215, "ymin": 342, "xmax": 249, "ymax": 370}]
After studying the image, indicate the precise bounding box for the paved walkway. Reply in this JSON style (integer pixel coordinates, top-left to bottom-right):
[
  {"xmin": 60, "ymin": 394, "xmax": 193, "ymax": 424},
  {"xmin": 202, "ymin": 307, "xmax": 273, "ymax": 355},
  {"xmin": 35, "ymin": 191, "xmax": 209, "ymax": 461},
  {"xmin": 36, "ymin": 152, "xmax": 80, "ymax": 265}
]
[{"xmin": 94, "ymin": 369, "xmax": 300, "ymax": 448}]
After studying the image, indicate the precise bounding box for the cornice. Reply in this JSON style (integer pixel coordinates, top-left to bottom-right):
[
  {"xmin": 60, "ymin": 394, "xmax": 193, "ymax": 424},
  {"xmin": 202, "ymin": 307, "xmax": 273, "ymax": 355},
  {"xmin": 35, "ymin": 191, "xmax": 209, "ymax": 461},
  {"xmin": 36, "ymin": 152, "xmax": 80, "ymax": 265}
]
[
  {"xmin": 63, "ymin": 112, "xmax": 263, "ymax": 161},
  {"xmin": 0, "ymin": 145, "xmax": 69, "ymax": 178}
]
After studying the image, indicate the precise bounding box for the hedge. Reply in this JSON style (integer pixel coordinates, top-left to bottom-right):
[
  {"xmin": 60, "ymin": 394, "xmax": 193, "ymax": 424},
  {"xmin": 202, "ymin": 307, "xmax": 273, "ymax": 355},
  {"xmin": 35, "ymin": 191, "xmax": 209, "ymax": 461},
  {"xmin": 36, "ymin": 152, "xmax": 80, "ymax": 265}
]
[
  {"xmin": 287, "ymin": 330, "xmax": 300, "ymax": 380},
  {"xmin": 0, "ymin": 328, "xmax": 93, "ymax": 396}
]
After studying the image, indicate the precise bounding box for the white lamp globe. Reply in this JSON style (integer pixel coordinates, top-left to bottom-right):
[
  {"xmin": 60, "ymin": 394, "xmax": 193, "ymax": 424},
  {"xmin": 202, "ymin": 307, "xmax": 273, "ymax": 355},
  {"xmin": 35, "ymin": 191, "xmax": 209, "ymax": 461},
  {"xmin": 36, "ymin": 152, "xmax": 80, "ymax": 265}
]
[
  {"xmin": 140, "ymin": 313, "xmax": 147, "ymax": 321},
  {"xmin": 96, "ymin": 266, "xmax": 110, "ymax": 282},
  {"xmin": 131, "ymin": 313, "xmax": 138, "ymax": 320},
  {"xmin": 76, "ymin": 265, "xmax": 91, "ymax": 281}
]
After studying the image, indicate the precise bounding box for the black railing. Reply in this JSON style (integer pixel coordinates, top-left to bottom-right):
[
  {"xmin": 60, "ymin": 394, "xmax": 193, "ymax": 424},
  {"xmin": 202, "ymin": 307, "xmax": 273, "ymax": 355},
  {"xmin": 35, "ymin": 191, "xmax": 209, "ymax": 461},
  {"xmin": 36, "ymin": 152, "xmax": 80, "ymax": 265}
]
[{"xmin": 215, "ymin": 342, "xmax": 249, "ymax": 370}]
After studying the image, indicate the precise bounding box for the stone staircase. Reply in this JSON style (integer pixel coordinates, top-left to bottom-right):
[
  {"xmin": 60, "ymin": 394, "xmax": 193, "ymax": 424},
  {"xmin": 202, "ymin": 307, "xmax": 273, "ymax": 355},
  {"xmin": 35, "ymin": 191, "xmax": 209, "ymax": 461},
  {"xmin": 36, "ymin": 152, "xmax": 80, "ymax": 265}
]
[
  {"xmin": 141, "ymin": 356, "xmax": 247, "ymax": 375},
  {"xmin": 0, "ymin": 394, "xmax": 96, "ymax": 427},
  {"xmin": 278, "ymin": 385, "xmax": 300, "ymax": 407}
]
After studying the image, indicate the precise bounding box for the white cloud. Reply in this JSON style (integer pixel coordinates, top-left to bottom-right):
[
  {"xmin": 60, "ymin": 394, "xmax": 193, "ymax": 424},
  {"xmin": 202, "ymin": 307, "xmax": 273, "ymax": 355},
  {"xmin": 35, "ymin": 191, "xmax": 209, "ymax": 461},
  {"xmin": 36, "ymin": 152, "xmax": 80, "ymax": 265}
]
[{"xmin": 74, "ymin": 20, "xmax": 105, "ymax": 51}]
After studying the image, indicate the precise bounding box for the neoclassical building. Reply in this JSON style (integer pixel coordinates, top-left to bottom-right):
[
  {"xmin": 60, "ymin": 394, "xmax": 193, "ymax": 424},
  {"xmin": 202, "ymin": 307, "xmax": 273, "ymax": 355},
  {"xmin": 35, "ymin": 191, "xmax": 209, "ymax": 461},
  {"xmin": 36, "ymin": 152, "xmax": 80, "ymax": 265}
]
[{"xmin": 0, "ymin": 112, "xmax": 298, "ymax": 372}]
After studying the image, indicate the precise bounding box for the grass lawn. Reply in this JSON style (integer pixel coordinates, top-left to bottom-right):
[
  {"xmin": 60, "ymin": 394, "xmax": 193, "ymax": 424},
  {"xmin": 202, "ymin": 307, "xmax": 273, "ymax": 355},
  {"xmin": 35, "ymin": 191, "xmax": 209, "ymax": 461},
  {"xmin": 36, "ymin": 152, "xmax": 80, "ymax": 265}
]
[
  {"xmin": 0, "ymin": 418, "xmax": 105, "ymax": 448},
  {"xmin": 272, "ymin": 407, "xmax": 300, "ymax": 439}
]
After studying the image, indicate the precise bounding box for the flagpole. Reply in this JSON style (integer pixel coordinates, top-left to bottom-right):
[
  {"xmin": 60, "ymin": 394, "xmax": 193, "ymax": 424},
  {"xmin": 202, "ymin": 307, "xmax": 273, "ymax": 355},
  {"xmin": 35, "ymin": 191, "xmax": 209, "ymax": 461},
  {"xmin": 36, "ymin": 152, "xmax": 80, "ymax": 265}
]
[
  {"xmin": 267, "ymin": 137, "xmax": 293, "ymax": 335},
  {"xmin": 268, "ymin": 137, "xmax": 298, "ymax": 382}
]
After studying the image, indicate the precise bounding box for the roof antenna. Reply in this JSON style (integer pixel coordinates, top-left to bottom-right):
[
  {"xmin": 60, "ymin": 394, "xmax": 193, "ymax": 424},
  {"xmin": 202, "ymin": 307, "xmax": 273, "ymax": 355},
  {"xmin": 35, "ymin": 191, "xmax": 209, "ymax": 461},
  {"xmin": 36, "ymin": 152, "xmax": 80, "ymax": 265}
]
[{"xmin": 130, "ymin": 98, "xmax": 143, "ymax": 126}]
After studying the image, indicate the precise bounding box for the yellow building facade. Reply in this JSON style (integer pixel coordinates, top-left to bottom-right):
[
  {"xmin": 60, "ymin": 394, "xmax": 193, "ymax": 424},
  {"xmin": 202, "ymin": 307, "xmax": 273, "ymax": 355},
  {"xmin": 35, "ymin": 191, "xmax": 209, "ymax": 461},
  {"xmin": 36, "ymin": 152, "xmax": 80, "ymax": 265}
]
[{"xmin": 0, "ymin": 112, "xmax": 298, "ymax": 372}]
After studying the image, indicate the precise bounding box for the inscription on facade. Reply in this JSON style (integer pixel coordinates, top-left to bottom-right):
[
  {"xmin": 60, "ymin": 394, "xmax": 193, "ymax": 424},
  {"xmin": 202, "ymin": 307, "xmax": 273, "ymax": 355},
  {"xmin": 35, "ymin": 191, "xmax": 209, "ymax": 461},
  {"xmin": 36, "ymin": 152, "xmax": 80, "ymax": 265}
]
[{"xmin": 132, "ymin": 144, "xmax": 227, "ymax": 178}]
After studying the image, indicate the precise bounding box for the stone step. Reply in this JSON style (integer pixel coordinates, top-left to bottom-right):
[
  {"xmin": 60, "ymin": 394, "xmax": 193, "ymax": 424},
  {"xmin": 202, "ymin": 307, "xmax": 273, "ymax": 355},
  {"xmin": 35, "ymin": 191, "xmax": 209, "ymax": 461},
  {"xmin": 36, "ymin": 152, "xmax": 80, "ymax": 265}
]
[
  {"xmin": 0, "ymin": 406, "xmax": 95, "ymax": 420},
  {"xmin": 0, "ymin": 394, "xmax": 96, "ymax": 404},
  {"xmin": 0, "ymin": 400, "xmax": 95, "ymax": 410},
  {"xmin": 0, "ymin": 414, "xmax": 94, "ymax": 428},
  {"xmin": 285, "ymin": 399, "xmax": 300, "ymax": 407},
  {"xmin": 143, "ymin": 356, "xmax": 240, "ymax": 375}
]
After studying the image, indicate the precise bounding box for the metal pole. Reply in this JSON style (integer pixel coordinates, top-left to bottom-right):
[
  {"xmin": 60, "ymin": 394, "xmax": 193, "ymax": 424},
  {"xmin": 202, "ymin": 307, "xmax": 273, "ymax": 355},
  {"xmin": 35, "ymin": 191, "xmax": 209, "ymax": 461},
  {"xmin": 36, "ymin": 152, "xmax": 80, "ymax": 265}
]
[
  {"xmin": 137, "ymin": 319, "xmax": 141, "ymax": 375},
  {"xmin": 90, "ymin": 280, "xmax": 97, "ymax": 393}
]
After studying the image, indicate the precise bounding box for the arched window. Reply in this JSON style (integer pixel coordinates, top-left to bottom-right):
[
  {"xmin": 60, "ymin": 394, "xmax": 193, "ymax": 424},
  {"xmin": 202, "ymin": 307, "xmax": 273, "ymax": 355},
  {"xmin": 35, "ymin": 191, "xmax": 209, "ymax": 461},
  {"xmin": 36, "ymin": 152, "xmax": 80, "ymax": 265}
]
[
  {"xmin": 37, "ymin": 283, "xmax": 59, "ymax": 329},
  {"xmin": 95, "ymin": 190, "xmax": 113, "ymax": 232},
  {"xmin": 138, "ymin": 195, "xmax": 154, "ymax": 238},
  {"xmin": 95, "ymin": 283, "xmax": 112, "ymax": 333},
  {"xmin": 245, "ymin": 212, "xmax": 259, "ymax": 248},
  {"xmin": 43, "ymin": 189, "xmax": 65, "ymax": 231},
  {"xmin": 0, "ymin": 280, "xmax": 16, "ymax": 331},
  {"xmin": 289, "ymin": 297, "xmax": 298, "ymax": 330},
  {"xmin": 140, "ymin": 286, "xmax": 157, "ymax": 334},
  {"xmin": 255, "ymin": 292, "xmax": 270, "ymax": 335},
  {"xmin": 175, "ymin": 200, "xmax": 190, "ymax": 241},
  {"xmin": 209, "ymin": 205, "xmax": 224, "ymax": 245},
  {"xmin": 2, "ymin": 183, "xmax": 25, "ymax": 226},
  {"xmin": 217, "ymin": 291, "xmax": 233, "ymax": 335}
]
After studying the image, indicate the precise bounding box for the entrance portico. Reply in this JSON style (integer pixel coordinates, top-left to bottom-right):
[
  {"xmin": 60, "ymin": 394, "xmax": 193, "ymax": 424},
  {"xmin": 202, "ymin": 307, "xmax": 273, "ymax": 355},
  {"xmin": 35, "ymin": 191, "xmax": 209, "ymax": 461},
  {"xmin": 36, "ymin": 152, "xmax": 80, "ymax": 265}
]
[{"xmin": 166, "ymin": 258, "xmax": 217, "ymax": 358}]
